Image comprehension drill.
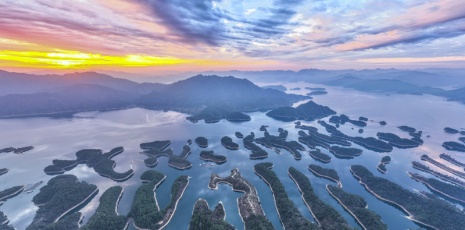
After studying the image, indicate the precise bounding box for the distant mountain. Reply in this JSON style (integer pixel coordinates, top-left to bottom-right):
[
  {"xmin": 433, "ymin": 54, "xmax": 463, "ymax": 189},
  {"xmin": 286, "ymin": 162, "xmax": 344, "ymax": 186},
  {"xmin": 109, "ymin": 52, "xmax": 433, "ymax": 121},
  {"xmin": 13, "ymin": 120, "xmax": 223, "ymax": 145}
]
[
  {"xmin": 138, "ymin": 75, "xmax": 307, "ymax": 113},
  {"xmin": 0, "ymin": 74, "xmax": 308, "ymax": 121},
  {"xmin": 261, "ymin": 85, "xmax": 287, "ymax": 92},
  {"xmin": 0, "ymin": 70, "xmax": 165, "ymax": 96},
  {"xmin": 0, "ymin": 84, "xmax": 134, "ymax": 117},
  {"xmin": 266, "ymin": 101, "xmax": 336, "ymax": 121}
]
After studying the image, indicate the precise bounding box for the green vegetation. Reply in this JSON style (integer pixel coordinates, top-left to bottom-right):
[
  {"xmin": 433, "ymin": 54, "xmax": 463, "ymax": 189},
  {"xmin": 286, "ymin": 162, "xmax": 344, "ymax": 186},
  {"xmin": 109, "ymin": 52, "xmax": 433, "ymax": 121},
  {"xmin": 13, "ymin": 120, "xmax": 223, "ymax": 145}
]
[
  {"xmin": 140, "ymin": 141, "xmax": 192, "ymax": 169},
  {"xmin": 288, "ymin": 167, "xmax": 352, "ymax": 230},
  {"xmin": 379, "ymin": 121, "xmax": 387, "ymax": 125},
  {"xmin": 308, "ymin": 164, "xmax": 341, "ymax": 186},
  {"xmin": 460, "ymin": 137, "xmax": 465, "ymax": 144},
  {"xmin": 329, "ymin": 146, "xmax": 362, "ymax": 159},
  {"xmin": 329, "ymin": 114, "xmax": 367, "ymax": 127},
  {"xmin": 259, "ymin": 125, "xmax": 268, "ymax": 131},
  {"xmin": 243, "ymin": 133, "xmax": 268, "ymax": 159},
  {"xmin": 0, "ymin": 168, "xmax": 8, "ymax": 176},
  {"xmin": 44, "ymin": 147, "xmax": 134, "ymax": 181},
  {"xmin": 200, "ymin": 150, "xmax": 227, "ymax": 164},
  {"xmin": 195, "ymin": 136, "xmax": 208, "ymax": 148},
  {"xmin": 307, "ymin": 90, "xmax": 327, "ymax": 96},
  {"xmin": 443, "ymin": 141, "xmax": 465, "ymax": 152},
  {"xmin": 421, "ymin": 154, "xmax": 465, "ymax": 179},
  {"xmin": 0, "ymin": 185, "xmax": 25, "ymax": 201},
  {"xmin": 351, "ymin": 165, "xmax": 465, "ymax": 230},
  {"xmin": 254, "ymin": 162, "xmax": 317, "ymax": 230},
  {"xmin": 27, "ymin": 174, "xmax": 98, "ymax": 230},
  {"xmin": 82, "ymin": 186, "xmax": 128, "ymax": 230},
  {"xmin": 327, "ymin": 185, "xmax": 387, "ymax": 230},
  {"xmin": 235, "ymin": 132, "xmax": 244, "ymax": 138},
  {"xmin": 38, "ymin": 212, "xmax": 81, "ymax": 230},
  {"xmin": 209, "ymin": 169, "xmax": 274, "ymax": 229},
  {"xmin": 297, "ymin": 126, "xmax": 351, "ymax": 149},
  {"xmin": 0, "ymin": 147, "xmax": 15, "ymax": 153},
  {"xmin": 1, "ymin": 211, "xmax": 14, "ymax": 230},
  {"xmin": 409, "ymin": 172, "xmax": 465, "ymax": 204},
  {"xmin": 308, "ymin": 148, "xmax": 331, "ymax": 163},
  {"xmin": 412, "ymin": 161, "xmax": 465, "ymax": 188},
  {"xmin": 189, "ymin": 199, "xmax": 234, "ymax": 230},
  {"xmin": 377, "ymin": 132, "xmax": 422, "ymax": 148},
  {"xmin": 444, "ymin": 127, "xmax": 459, "ymax": 134},
  {"xmin": 187, "ymin": 107, "xmax": 251, "ymax": 123},
  {"xmin": 255, "ymin": 129, "xmax": 305, "ymax": 160},
  {"xmin": 377, "ymin": 156, "xmax": 391, "ymax": 174},
  {"xmin": 381, "ymin": 156, "xmax": 391, "ymax": 163},
  {"xmin": 266, "ymin": 100, "xmax": 336, "ymax": 121},
  {"xmin": 221, "ymin": 136, "xmax": 239, "ymax": 150},
  {"xmin": 226, "ymin": 111, "xmax": 251, "ymax": 122},
  {"xmin": 129, "ymin": 170, "xmax": 189, "ymax": 230},
  {"xmin": 398, "ymin": 125, "xmax": 416, "ymax": 133}
]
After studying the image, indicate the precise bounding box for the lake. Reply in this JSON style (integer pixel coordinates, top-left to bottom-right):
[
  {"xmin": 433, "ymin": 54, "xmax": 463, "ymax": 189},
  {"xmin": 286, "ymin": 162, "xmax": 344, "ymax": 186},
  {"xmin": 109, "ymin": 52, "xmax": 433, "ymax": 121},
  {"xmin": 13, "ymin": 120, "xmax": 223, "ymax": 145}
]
[{"xmin": 1, "ymin": 83, "xmax": 465, "ymax": 229}]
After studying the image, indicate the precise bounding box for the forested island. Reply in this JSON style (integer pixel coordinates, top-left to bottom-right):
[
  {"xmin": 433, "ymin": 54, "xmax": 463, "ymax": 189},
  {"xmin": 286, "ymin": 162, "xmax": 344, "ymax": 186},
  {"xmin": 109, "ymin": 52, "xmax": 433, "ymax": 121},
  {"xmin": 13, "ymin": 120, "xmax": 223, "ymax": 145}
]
[
  {"xmin": 44, "ymin": 147, "xmax": 134, "ymax": 181},
  {"xmin": 27, "ymin": 174, "xmax": 98, "ymax": 230},
  {"xmin": 329, "ymin": 114, "xmax": 367, "ymax": 127},
  {"xmin": 0, "ymin": 146, "xmax": 34, "ymax": 154},
  {"xmin": 308, "ymin": 148, "xmax": 331, "ymax": 163},
  {"xmin": 235, "ymin": 132, "xmax": 244, "ymax": 138},
  {"xmin": 255, "ymin": 129, "xmax": 305, "ymax": 160},
  {"xmin": 377, "ymin": 132, "xmax": 422, "ymax": 148},
  {"xmin": 129, "ymin": 170, "xmax": 189, "ymax": 230},
  {"xmin": 0, "ymin": 211, "xmax": 14, "ymax": 230},
  {"xmin": 351, "ymin": 165, "xmax": 465, "ymax": 230},
  {"xmin": 140, "ymin": 140, "xmax": 192, "ymax": 170},
  {"xmin": 0, "ymin": 185, "xmax": 25, "ymax": 202},
  {"xmin": 329, "ymin": 146, "xmax": 363, "ymax": 159},
  {"xmin": 288, "ymin": 167, "xmax": 352, "ymax": 230},
  {"xmin": 440, "ymin": 153, "xmax": 465, "ymax": 168},
  {"xmin": 266, "ymin": 100, "xmax": 336, "ymax": 121},
  {"xmin": 81, "ymin": 186, "xmax": 128, "ymax": 230},
  {"xmin": 186, "ymin": 107, "xmax": 251, "ymax": 123},
  {"xmin": 326, "ymin": 185, "xmax": 387, "ymax": 230},
  {"xmin": 412, "ymin": 161, "xmax": 465, "ymax": 188},
  {"xmin": 195, "ymin": 137, "xmax": 209, "ymax": 148},
  {"xmin": 254, "ymin": 163, "xmax": 317, "ymax": 229},
  {"xmin": 421, "ymin": 154, "xmax": 465, "ymax": 179},
  {"xmin": 308, "ymin": 164, "xmax": 341, "ymax": 187},
  {"xmin": 189, "ymin": 199, "xmax": 234, "ymax": 230},
  {"xmin": 221, "ymin": 136, "xmax": 239, "ymax": 150},
  {"xmin": 307, "ymin": 90, "xmax": 328, "ymax": 96},
  {"xmin": 409, "ymin": 172, "xmax": 465, "ymax": 204},
  {"xmin": 297, "ymin": 124, "xmax": 351, "ymax": 150},
  {"xmin": 444, "ymin": 127, "xmax": 459, "ymax": 134},
  {"xmin": 200, "ymin": 150, "xmax": 227, "ymax": 164},
  {"xmin": 0, "ymin": 168, "xmax": 8, "ymax": 176},
  {"xmin": 377, "ymin": 156, "xmax": 391, "ymax": 174},
  {"xmin": 243, "ymin": 132, "xmax": 268, "ymax": 159},
  {"xmin": 442, "ymin": 141, "xmax": 465, "ymax": 152},
  {"xmin": 209, "ymin": 168, "xmax": 274, "ymax": 229}
]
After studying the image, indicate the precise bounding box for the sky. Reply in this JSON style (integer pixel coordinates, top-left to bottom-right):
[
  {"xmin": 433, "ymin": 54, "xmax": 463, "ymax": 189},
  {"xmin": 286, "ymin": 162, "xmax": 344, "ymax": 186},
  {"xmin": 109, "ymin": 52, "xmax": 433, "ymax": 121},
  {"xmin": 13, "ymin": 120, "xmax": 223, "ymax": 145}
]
[{"xmin": 0, "ymin": 0, "xmax": 464, "ymax": 74}]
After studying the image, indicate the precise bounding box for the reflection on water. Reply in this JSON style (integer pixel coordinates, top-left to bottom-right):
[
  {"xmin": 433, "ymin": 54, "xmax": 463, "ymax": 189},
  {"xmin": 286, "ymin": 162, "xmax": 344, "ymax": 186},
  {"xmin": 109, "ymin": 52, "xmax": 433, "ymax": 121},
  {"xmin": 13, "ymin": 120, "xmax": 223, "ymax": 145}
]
[{"xmin": 1, "ymin": 86, "xmax": 465, "ymax": 230}]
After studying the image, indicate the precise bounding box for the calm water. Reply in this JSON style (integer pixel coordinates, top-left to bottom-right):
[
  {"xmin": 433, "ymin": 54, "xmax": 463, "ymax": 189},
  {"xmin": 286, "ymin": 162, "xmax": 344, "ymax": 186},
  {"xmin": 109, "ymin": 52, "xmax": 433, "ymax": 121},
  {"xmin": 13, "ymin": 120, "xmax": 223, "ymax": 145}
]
[{"xmin": 1, "ymin": 84, "xmax": 465, "ymax": 230}]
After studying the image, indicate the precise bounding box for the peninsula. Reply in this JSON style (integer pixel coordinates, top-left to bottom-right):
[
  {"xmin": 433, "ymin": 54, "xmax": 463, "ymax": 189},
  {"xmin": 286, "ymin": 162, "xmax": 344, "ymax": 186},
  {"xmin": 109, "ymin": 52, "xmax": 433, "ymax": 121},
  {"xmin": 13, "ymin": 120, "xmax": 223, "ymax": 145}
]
[{"xmin": 189, "ymin": 199, "xmax": 234, "ymax": 230}]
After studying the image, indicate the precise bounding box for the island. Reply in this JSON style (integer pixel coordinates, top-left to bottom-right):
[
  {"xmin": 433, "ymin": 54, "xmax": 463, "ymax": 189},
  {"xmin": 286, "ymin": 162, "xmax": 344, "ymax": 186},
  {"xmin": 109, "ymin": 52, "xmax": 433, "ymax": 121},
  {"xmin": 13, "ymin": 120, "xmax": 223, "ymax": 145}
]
[
  {"xmin": 0, "ymin": 185, "xmax": 25, "ymax": 202},
  {"xmin": 442, "ymin": 141, "xmax": 465, "ymax": 152},
  {"xmin": 254, "ymin": 162, "xmax": 317, "ymax": 230},
  {"xmin": 0, "ymin": 168, "xmax": 8, "ymax": 176},
  {"xmin": 0, "ymin": 147, "xmax": 15, "ymax": 153},
  {"xmin": 26, "ymin": 174, "xmax": 98, "ymax": 230},
  {"xmin": 297, "ymin": 125, "xmax": 351, "ymax": 150},
  {"xmin": 129, "ymin": 170, "xmax": 189, "ymax": 230},
  {"xmin": 13, "ymin": 146, "xmax": 34, "ymax": 154},
  {"xmin": 351, "ymin": 165, "xmax": 465, "ymax": 230},
  {"xmin": 412, "ymin": 161, "xmax": 465, "ymax": 188},
  {"xmin": 377, "ymin": 132, "xmax": 422, "ymax": 148},
  {"xmin": 308, "ymin": 148, "xmax": 331, "ymax": 163},
  {"xmin": 379, "ymin": 121, "xmax": 387, "ymax": 125},
  {"xmin": 329, "ymin": 114, "xmax": 367, "ymax": 127},
  {"xmin": 358, "ymin": 129, "xmax": 363, "ymax": 133},
  {"xmin": 187, "ymin": 139, "xmax": 192, "ymax": 145},
  {"xmin": 140, "ymin": 140, "xmax": 192, "ymax": 170},
  {"xmin": 0, "ymin": 211, "xmax": 14, "ymax": 230},
  {"xmin": 440, "ymin": 153, "xmax": 465, "ymax": 168},
  {"xmin": 288, "ymin": 167, "xmax": 353, "ymax": 230},
  {"xmin": 444, "ymin": 127, "xmax": 459, "ymax": 134},
  {"xmin": 235, "ymin": 132, "xmax": 244, "ymax": 138},
  {"xmin": 221, "ymin": 136, "xmax": 239, "ymax": 150},
  {"xmin": 308, "ymin": 164, "xmax": 341, "ymax": 187},
  {"xmin": 186, "ymin": 107, "xmax": 251, "ymax": 123},
  {"xmin": 226, "ymin": 111, "xmax": 251, "ymax": 122},
  {"xmin": 195, "ymin": 136, "xmax": 208, "ymax": 148},
  {"xmin": 189, "ymin": 199, "xmax": 234, "ymax": 230},
  {"xmin": 359, "ymin": 116, "xmax": 368, "ymax": 122},
  {"xmin": 326, "ymin": 185, "xmax": 387, "ymax": 230},
  {"xmin": 421, "ymin": 154, "xmax": 465, "ymax": 179},
  {"xmin": 307, "ymin": 90, "xmax": 328, "ymax": 96},
  {"xmin": 200, "ymin": 150, "xmax": 227, "ymax": 164},
  {"xmin": 329, "ymin": 146, "xmax": 363, "ymax": 159},
  {"xmin": 259, "ymin": 125, "xmax": 268, "ymax": 131},
  {"xmin": 82, "ymin": 186, "xmax": 128, "ymax": 230},
  {"xmin": 290, "ymin": 87, "xmax": 301, "ymax": 90},
  {"xmin": 460, "ymin": 137, "xmax": 465, "ymax": 144},
  {"xmin": 305, "ymin": 87, "xmax": 326, "ymax": 91},
  {"xmin": 209, "ymin": 168, "xmax": 274, "ymax": 229},
  {"xmin": 409, "ymin": 172, "xmax": 465, "ymax": 204},
  {"xmin": 255, "ymin": 129, "xmax": 305, "ymax": 160},
  {"xmin": 377, "ymin": 156, "xmax": 391, "ymax": 174},
  {"xmin": 243, "ymin": 132, "xmax": 268, "ymax": 159},
  {"xmin": 44, "ymin": 147, "xmax": 134, "ymax": 181},
  {"xmin": 266, "ymin": 100, "xmax": 336, "ymax": 121}
]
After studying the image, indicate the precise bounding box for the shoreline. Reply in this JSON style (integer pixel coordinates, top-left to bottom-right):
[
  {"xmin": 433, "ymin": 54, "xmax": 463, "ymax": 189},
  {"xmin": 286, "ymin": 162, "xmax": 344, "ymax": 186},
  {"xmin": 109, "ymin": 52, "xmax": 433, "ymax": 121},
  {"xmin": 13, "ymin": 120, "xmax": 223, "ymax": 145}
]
[
  {"xmin": 326, "ymin": 184, "xmax": 367, "ymax": 230},
  {"xmin": 288, "ymin": 171, "xmax": 321, "ymax": 226},
  {"xmin": 308, "ymin": 167, "xmax": 342, "ymax": 188},
  {"xmin": 408, "ymin": 172, "xmax": 465, "ymax": 204},
  {"xmin": 0, "ymin": 185, "xmax": 25, "ymax": 201},
  {"xmin": 54, "ymin": 187, "xmax": 99, "ymax": 223}
]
